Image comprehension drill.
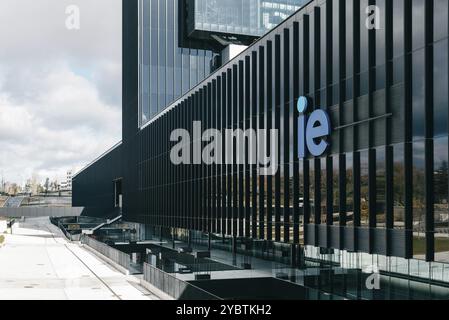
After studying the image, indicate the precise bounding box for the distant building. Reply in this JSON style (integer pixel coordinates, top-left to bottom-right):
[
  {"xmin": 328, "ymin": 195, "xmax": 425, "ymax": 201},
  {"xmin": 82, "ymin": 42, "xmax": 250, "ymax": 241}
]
[
  {"xmin": 66, "ymin": 170, "xmax": 73, "ymax": 190},
  {"xmin": 59, "ymin": 170, "xmax": 73, "ymax": 192},
  {"xmin": 23, "ymin": 174, "xmax": 41, "ymax": 195},
  {"xmin": 5, "ymin": 182, "xmax": 21, "ymax": 196}
]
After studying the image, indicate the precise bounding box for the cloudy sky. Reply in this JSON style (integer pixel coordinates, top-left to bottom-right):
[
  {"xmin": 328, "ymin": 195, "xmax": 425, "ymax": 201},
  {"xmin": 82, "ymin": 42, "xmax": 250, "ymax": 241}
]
[{"xmin": 0, "ymin": 0, "xmax": 122, "ymax": 185}]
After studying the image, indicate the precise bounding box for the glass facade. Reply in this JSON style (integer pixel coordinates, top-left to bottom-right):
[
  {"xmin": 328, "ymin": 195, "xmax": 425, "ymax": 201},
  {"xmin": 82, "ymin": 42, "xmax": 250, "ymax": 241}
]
[
  {"xmin": 189, "ymin": 0, "xmax": 306, "ymax": 37},
  {"xmin": 139, "ymin": 0, "xmax": 308, "ymax": 126},
  {"xmin": 138, "ymin": 0, "xmax": 214, "ymax": 126}
]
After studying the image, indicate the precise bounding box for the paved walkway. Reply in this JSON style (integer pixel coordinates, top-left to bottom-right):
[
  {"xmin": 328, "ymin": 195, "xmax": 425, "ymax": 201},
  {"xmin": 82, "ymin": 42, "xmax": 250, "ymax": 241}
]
[{"xmin": 0, "ymin": 217, "xmax": 159, "ymax": 300}]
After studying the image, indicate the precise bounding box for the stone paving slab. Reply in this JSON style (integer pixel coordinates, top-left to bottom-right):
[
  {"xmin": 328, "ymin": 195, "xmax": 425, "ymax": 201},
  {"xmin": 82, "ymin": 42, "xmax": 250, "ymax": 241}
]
[{"xmin": 0, "ymin": 217, "xmax": 159, "ymax": 300}]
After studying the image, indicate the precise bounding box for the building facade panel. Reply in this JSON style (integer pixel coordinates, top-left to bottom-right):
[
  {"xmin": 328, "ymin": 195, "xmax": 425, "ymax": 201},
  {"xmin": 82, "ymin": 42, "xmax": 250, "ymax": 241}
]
[
  {"xmin": 125, "ymin": 0, "xmax": 449, "ymax": 262},
  {"xmin": 72, "ymin": 143, "xmax": 123, "ymax": 218}
]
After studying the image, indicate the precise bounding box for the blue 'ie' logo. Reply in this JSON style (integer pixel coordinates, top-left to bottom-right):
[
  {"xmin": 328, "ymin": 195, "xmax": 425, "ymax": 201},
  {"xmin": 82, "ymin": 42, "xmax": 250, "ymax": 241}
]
[{"xmin": 297, "ymin": 96, "xmax": 331, "ymax": 158}]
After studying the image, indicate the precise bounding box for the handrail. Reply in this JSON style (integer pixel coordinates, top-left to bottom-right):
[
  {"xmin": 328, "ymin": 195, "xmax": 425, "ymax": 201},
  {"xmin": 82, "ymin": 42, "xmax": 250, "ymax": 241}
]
[
  {"xmin": 81, "ymin": 235, "xmax": 131, "ymax": 270},
  {"xmin": 83, "ymin": 214, "xmax": 122, "ymax": 235},
  {"xmin": 143, "ymin": 263, "xmax": 223, "ymax": 300}
]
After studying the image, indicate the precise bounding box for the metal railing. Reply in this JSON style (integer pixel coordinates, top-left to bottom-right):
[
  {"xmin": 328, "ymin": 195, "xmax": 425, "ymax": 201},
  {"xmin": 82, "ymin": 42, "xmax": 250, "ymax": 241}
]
[
  {"xmin": 143, "ymin": 263, "xmax": 222, "ymax": 300},
  {"xmin": 0, "ymin": 207, "xmax": 84, "ymax": 218},
  {"xmin": 81, "ymin": 235, "xmax": 131, "ymax": 271}
]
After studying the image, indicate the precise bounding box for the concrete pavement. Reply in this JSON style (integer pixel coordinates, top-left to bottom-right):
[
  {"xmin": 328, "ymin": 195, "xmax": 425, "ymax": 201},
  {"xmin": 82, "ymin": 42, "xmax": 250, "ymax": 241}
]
[{"xmin": 0, "ymin": 217, "xmax": 159, "ymax": 300}]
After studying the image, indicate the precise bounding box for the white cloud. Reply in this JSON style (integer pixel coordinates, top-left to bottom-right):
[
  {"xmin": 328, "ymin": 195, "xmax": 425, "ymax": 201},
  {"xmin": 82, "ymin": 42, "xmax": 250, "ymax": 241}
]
[{"xmin": 0, "ymin": 0, "xmax": 122, "ymax": 185}]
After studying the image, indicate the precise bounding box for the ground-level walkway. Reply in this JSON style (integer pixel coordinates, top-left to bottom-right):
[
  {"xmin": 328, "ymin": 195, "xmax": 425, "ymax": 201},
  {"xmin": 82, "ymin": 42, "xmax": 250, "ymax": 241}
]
[{"xmin": 0, "ymin": 217, "xmax": 159, "ymax": 300}]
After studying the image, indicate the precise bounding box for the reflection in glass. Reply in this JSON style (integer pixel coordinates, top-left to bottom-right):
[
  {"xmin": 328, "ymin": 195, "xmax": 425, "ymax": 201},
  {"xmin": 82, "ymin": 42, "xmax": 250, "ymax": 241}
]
[
  {"xmin": 360, "ymin": 151, "xmax": 369, "ymax": 227},
  {"xmin": 298, "ymin": 159, "xmax": 304, "ymax": 196},
  {"xmin": 375, "ymin": 0, "xmax": 386, "ymax": 67},
  {"xmin": 393, "ymin": 144, "xmax": 406, "ymax": 229},
  {"xmin": 333, "ymin": 156, "xmax": 340, "ymax": 226},
  {"xmin": 309, "ymin": 160, "xmax": 315, "ymax": 224},
  {"xmin": 359, "ymin": 0, "xmax": 369, "ymax": 72},
  {"xmin": 138, "ymin": 0, "xmax": 214, "ymax": 126},
  {"xmin": 332, "ymin": 0, "xmax": 340, "ymax": 84},
  {"xmin": 434, "ymin": 0, "xmax": 449, "ymax": 42},
  {"xmin": 412, "ymin": 0, "xmax": 426, "ymax": 50},
  {"xmin": 392, "ymin": 56, "xmax": 404, "ymax": 86},
  {"xmin": 280, "ymin": 165, "xmax": 285, "ymax": 209},
  {"xmin": 158, "ymin": 0, "xmax": 167, "ymax": 113},
  {"xmin": 298, "ymin": 160, "xmax": 304, "ymax": 244},
  {"xmin": 320, "ymin": 2, "xmax": 326, "ymax": 90},
  {"xmin": 288, "ymin": 163, "xmax": 294, "ymax": 242},
  {"xmin": 412, "ymin": 49, "xmax": 425, "ymax": 141},
  {"xmin": 192, "ymin": 0, "xmax": 307, "ymax": 37},
  {"xmin": 393, "ymin": 0, "xmax": 404, "ymax": 57},
  {"xmin": 346, "ymin": 153, "xmax": 354, "ymax": 226},
  {"xmin": 434, "ymin": 40, "xmax": 449, "ymax": 137},
  {"xmin": 434, "ymin": 137, "xmax": 449, "ymax": 262},
  {"xmin": 376, "ymin": 148, "xmax": 386, "ymax": 227},
  {"xmin": 321, "ymin": 157, "xmax": 327, "ymax": 224},
  {"xmin": 413, "ymin": 141, "xmax": 426, "ymax": 259},
  {"xmin": 345, "ymin": 0, "xmax": 353, "ymax": 77}
]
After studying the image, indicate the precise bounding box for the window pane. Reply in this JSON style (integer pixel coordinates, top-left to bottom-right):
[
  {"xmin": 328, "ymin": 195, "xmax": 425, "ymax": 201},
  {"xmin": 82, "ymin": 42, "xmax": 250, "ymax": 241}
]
[
  {"xmin": 346, "ymin": 0, "xmax": 354, "ymax": 76},
  {"xmin": 412, "ymin": 0, "xmax": 426, "ymax": 51},
  {"xmin": 412, "ymin": 49, "xmax": 425, "ymax": 141},
  {"xmin": 376, "ymin": 147, "xmax": 386, "ymax": 227},
  {"xmin": 360, "ymin": 150, "xmax": 369, "ymax": 227},
  {"xmin": 394, "ymin": 144, "xmax": 406, "ymax": 229},
  {"xmin": 346, "ymin": 153, "xmax": 354, "ymax": 226},
  {"xmin": 333, "ymin": 156, "xmax": 340, "ymax": 226},
  {"xmin": 359, "ymin": 0, "xmax": 369, "ymax": 72},
  {"xmin": 393, "ymin": 0, "xmax": 404, "ymax": 57},
  {"xmin": 434, "ymin": 137, "xmax": 449, "ymax": 263},
  {"xmin": 321, "ymin": 157, "xmax": 327, "ymax": 224},
  {"xmin": 434, "ymin": 0, "xmax": 449, "ymax": 42},
  {"xmin": 309, "ymin": 159, "xmax": 315, "ymax": 224},
  {"xmin": 434, "ymin": 40, "xmax": 449, "ymax": 137},
  {"xmin": 413, "ymin": 141, "xmax": 426, "ymax": 259}
]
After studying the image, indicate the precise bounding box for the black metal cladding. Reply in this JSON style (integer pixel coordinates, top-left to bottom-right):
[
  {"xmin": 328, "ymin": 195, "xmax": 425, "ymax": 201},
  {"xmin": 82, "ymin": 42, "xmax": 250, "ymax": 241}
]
[
  {"xmin": 72, "ymin": 144, "xmax": 122, "ymax": 218},
  {"xmin": 72, "ymin": 0, "xmax": 449, "ymax": 262}
]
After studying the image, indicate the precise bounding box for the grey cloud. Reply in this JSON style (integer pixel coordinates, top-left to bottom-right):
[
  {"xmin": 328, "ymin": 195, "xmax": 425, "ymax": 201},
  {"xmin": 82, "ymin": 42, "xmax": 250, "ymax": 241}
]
[{"xmin": 0, "ymin": 0, "xmax": 122, "ymax": 184}]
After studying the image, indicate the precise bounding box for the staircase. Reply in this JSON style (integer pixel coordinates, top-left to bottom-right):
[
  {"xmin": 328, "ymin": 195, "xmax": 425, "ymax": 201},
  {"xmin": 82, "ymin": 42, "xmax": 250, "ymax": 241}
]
[{"xmin": 82, "ymin": 214, "xmax": 122, "ymax": 235}]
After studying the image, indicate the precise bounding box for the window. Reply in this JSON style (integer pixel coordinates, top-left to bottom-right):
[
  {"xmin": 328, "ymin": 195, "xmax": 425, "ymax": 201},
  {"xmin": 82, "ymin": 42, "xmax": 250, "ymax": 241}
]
[
  {"xmin": 309, "ymin": 159, "xmax": 315, "ymax": 224},
  {"xmin": 138, "ymin": 0, "xmax": 215, "ymax": 126},
  {"xmin": 434, "ymin": 0, "xmax": 449, "ymax": 42},
  {"xmin": 320, "ymin": 157, "xmax": 327, "ymax": 224},
  {"xmin": 434, "ymin": 40, "xmax": 449, "ymax": 137},
  {"xmin": 360, "ymin": 150, "xmax": 369, "ymax": 227},
  {"xmin": 413, "ymin": 141, "xmax": 426, "ymax": 259},
  {"xmin": 393, "ymin": 0, "xmax": 404, "ymax": 57},
  {"xmin": 376, "ymin": 147, "xmax": 386, "ymax": 227},
  {"xmin": 346, "ymin": 153, "xmax": 354, "ymax": 226},
  {"xmin": 333, "ymin": 155, "xmax": 340, "ymax": 226},
  {"xmin": 412, "ymin": 0, "xmax": 425, "ymax": 51},
  {"xmin": 434, "ymin": 137, "xmax": 449, "ymax": 262},
  {"xmin": 412, "ymin": 49, "xmax": 425, "ymax": 141},
  {"xmin": 346, "ymin": 0, "xmax": 354, "ymax": 76},
  {"xmin": 393, "ymin": 144, "xmax": 406, "ymax": 229},
  {"xmin": 192, "ymin": 0, "xmax": 307, "ymax": 37},
  {"xmin": 114, "ymin": 179, "xmax": 123, "ymax": 208}
]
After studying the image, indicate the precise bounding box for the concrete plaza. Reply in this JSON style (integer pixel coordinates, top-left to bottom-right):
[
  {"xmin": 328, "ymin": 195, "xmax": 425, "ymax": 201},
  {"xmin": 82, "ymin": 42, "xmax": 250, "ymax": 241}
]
[{"xmin": 0, "ymin": 217, "xmax": 159, "ymax": 300}]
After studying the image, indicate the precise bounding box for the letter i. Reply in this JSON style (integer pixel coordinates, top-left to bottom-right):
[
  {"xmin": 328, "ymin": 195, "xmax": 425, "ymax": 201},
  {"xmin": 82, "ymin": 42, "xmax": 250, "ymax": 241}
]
[{"xmin": 297, "ymin": 96, "xmax": 308, "ymax": 159}]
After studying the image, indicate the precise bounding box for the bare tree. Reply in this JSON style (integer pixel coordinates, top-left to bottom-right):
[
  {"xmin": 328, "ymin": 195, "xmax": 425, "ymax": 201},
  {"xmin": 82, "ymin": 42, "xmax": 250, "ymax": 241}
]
[{"xmin": 44, "ymin": 178, "xmax": 50, "ymax": 197}]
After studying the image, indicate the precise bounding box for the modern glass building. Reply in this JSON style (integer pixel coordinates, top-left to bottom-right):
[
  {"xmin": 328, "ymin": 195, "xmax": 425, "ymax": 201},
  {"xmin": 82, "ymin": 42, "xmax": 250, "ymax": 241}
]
[
  {"xmin": 73, "ymin": 0, "xmax": 449, "ymax": 299},
  {"xmin": 138, "ymin": 0, "xmax": 306, "ymax": 125},
  {"xmin": 138, "ymin": 0, "xmax": 214, "ymax": 124},
  {"xmin": 186, "ymin": 0, "xmax": 303, "ymax": 39}
]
